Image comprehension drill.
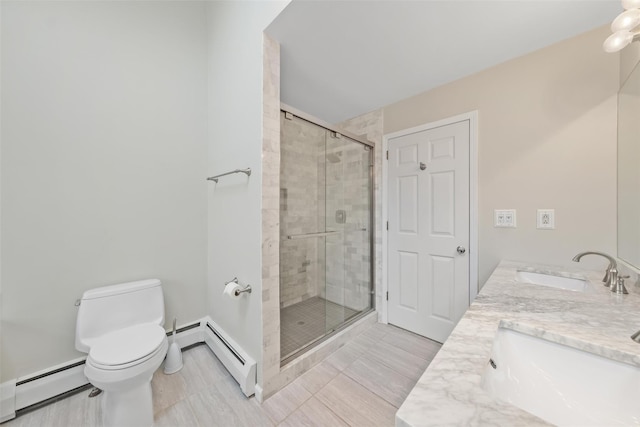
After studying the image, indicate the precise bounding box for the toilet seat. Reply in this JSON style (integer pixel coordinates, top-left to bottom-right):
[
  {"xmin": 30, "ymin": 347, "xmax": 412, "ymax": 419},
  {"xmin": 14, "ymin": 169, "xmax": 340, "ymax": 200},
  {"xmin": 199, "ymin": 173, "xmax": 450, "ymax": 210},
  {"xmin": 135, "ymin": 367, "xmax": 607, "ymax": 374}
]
[{"xmin": 88, "ymin": 323, "xmax": 166, "ymax": 371}]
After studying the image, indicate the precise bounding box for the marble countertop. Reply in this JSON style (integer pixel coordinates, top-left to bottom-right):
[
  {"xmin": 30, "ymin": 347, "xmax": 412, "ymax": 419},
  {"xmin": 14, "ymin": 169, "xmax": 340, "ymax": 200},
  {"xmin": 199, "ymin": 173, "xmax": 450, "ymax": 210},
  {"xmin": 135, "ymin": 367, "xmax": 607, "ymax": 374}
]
[{"xmin": 395, "ymin": 260, "xmax": 640, "ymax": 426}]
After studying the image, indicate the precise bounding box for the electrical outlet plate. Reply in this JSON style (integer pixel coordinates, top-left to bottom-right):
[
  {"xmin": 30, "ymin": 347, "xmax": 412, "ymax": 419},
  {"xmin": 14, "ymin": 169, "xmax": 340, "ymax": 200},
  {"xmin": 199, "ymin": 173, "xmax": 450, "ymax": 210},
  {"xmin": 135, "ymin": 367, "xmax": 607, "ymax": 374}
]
[
  {"xmin": 495, "ymin": 209, "xmax": 517, "ymax": 228},
  {"xmin": 537, "ymin": 209, "xmax": 555, "ymax": 229}
]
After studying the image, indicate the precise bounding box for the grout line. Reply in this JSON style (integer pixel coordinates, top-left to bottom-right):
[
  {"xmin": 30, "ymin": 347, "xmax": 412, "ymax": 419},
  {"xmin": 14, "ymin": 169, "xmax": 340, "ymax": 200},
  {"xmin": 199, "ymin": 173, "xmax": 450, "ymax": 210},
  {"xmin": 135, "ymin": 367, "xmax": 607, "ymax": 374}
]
[
  {"xmin": 340, "ymin": 360, "xmax": 399, "ymax": 408},
  {"xmin": 313, "ymin": 395, "xmax": 354, "ymax": 427},
  {"xmin": 368, "ymin": 341, "xmax": 434, "ymax": 373}
]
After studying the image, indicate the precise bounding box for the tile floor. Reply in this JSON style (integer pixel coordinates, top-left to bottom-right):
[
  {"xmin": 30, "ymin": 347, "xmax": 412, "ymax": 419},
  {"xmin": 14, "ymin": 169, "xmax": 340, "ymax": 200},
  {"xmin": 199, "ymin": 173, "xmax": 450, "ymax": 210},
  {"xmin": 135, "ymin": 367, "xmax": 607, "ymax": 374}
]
[
  {"xmin": 4, "ymin": 322, "xmax": 441, "ymax": 427},
  {"xmin": 280, "ymin": 296, "xmax": 359, "ymax": 359}
]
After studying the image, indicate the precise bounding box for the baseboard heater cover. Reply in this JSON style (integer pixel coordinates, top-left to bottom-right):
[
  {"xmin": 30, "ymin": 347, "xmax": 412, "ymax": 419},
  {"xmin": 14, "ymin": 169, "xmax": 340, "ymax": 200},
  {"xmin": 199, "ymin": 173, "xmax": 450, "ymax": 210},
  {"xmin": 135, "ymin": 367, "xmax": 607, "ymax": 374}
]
[
  {"xmin": 204, "ymin": 318, "xmax": 256, "ymax": 397},
  {"xmin": 13, "ymin": 357, "xmax": 89, "ymax": 419},
  {"xmin": 0, "ymin": 380, "xmax": 17, "ymax": 423},
  {"xmin": 0, "ymin": 320, "xmax": 204, "ymax": 423}
]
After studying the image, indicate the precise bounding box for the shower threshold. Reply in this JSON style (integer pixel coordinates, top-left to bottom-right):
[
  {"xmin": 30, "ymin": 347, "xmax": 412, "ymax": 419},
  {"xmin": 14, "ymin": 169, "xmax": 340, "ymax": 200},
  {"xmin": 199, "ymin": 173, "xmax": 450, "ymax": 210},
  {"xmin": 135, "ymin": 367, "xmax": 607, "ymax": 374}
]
[{"xmin": 280, "ymin": 299, "xmax": 374, "ymax": 367}]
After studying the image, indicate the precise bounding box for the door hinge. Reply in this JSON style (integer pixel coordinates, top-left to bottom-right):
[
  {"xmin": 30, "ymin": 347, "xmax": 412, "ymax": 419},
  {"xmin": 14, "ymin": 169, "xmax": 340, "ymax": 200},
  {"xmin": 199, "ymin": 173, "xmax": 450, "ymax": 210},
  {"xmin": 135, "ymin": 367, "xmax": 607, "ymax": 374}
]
[
  {"xmin": 386, "ymin": 291, "xmax": 389, "ymax": 301},
  {"xmin": 386, "ymin": 150, "xmax": 389, "ymax": 160},
  {"xmin": 386, "ymin": 221, "xmax": 389, "ymax": 230}
]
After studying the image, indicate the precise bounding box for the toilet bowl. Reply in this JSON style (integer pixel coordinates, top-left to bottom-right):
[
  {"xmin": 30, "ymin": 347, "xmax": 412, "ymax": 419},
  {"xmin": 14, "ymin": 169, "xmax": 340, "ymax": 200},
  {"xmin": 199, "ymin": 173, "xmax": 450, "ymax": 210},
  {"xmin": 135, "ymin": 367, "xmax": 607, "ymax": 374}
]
[
  {"xmin": 75, "ymin": 279, "xmax": 167, "ymax": 427},
  {"xmin": 85, "ymin": 324, "xmax": 168, "ymax": 427}
]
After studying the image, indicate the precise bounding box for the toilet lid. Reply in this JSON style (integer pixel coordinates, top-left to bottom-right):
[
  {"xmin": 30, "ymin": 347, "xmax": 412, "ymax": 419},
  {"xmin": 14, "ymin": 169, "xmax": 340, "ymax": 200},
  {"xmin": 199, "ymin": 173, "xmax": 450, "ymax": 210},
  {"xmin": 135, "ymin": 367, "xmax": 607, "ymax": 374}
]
[{"xmin": 89, "ymin": 323, "xmax": 166, "ymax": 367}]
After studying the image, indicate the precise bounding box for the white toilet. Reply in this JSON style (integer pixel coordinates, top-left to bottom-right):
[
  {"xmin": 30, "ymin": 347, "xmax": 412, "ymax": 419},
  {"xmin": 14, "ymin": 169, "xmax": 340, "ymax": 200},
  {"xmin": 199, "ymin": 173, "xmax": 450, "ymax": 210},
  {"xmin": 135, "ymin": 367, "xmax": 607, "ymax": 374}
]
[{"xmin": 75, "ymin": 279, "xmax": 168, "ymax": 427}]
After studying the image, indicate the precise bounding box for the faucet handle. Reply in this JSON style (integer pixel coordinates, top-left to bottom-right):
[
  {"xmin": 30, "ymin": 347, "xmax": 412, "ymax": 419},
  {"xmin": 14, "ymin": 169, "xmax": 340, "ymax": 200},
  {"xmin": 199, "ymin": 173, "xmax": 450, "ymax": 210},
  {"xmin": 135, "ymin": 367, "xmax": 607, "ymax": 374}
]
[{"xmin": 611, "ymin": 275, "xmax": 630, "ymax": 295}]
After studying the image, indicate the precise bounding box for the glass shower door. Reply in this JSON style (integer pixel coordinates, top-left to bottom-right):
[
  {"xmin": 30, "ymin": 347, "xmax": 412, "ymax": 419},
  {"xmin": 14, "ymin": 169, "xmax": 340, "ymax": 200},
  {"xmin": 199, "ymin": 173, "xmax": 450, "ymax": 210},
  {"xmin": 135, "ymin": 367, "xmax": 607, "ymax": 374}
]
[
  {"xmin": 323, "ymin": 131, "xmax": 372, "ymax": 333},
  {"xmin": 279, "ymin": 110, "xmax": 373, "ymax": 364},
  {"xmin": 323, "ymin": 130, "xmax": 346, "ymax": 332},
  {"xmin": 279, "ymin": 112, "xmax": 328, "ymax": 361}
]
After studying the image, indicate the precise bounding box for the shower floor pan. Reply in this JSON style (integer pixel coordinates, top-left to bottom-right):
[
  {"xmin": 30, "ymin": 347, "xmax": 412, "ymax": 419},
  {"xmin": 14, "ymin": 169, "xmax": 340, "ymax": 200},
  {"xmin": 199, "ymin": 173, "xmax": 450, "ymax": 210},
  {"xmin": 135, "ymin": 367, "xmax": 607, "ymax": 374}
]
[{"xmin": 280, "ymin": 296, "xmax": 363, "ymax": 363}]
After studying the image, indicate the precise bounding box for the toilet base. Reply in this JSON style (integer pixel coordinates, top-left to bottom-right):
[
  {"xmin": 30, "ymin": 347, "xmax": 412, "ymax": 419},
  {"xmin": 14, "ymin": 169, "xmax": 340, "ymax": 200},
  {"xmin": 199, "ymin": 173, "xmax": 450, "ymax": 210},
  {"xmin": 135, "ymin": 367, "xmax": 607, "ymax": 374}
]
[
  {"xmin": 84, "ymin": 337, "xmax": 168, "ymax": 427},
  {"xmin": 102, "ymin": 382, "xmax": 153, "ymax": 427}
]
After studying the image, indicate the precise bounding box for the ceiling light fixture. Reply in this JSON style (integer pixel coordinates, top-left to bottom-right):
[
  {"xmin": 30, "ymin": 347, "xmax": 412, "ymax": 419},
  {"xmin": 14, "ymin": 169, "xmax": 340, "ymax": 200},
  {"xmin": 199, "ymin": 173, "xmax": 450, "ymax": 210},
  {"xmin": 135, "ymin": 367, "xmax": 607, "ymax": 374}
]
[{"xmin": 604, "ymin": 0, "xmax": 640, "ymax": 52}]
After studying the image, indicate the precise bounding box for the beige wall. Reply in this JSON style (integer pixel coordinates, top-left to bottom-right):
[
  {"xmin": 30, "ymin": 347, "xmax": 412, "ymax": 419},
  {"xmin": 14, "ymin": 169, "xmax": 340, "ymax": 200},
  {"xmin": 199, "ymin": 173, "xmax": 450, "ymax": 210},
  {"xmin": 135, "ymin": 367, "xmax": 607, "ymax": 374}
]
[
  {"xmin": 1, "ymin": 2, "xmax": 209, "ymax": 381},
  {"xmin": 621, "ymin": 40, "xmax": 640, "ymax": 84},
  {"xmin": 383, "ymin": 26, "xmax": 619, "ymax": 286}
]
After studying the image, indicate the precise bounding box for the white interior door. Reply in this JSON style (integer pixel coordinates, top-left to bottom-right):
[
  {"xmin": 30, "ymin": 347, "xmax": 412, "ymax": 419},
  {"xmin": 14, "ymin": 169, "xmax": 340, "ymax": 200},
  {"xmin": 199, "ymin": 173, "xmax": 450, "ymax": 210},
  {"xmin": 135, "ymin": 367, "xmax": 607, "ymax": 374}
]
[{"xmin": 387, "ymin": 120, "xmax": 470, "ymax": 343}]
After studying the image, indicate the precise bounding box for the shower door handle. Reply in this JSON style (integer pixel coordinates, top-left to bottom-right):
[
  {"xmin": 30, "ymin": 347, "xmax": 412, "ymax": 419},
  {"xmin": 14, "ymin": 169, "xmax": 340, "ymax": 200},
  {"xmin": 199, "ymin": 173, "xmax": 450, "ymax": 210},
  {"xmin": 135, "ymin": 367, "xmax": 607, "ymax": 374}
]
[{"xmin": 287, "ymin": 231, "xmax": 341, "ymax": 240}]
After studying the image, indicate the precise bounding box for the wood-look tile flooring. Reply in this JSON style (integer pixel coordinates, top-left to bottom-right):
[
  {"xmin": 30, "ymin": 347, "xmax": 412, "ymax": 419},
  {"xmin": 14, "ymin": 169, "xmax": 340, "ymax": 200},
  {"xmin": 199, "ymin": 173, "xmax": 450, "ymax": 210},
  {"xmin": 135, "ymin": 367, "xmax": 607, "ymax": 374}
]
[{"xmin": 4, "ymin": 322, "xmax": 441, "ymax": 427}]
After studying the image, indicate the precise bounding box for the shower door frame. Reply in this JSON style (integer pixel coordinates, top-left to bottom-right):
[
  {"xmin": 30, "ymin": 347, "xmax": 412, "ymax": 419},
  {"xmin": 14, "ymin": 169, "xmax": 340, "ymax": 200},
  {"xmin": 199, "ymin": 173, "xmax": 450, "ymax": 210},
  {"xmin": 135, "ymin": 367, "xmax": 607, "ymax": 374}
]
[{"xmin": 279, "ymin": 103, "xmax": 376, "ymax": 365}]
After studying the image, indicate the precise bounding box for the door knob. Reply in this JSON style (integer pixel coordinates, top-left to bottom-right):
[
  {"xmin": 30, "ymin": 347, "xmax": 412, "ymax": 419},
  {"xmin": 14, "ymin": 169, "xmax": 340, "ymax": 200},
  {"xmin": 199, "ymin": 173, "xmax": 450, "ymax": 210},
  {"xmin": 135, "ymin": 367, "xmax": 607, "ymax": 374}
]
[
  {"xmin": 457, "ymin": 246, "xmax": 466, "ymax": 254},
  {"xmin": 419, "ymin": 162, "xmax": 427, "ymax": 170}
]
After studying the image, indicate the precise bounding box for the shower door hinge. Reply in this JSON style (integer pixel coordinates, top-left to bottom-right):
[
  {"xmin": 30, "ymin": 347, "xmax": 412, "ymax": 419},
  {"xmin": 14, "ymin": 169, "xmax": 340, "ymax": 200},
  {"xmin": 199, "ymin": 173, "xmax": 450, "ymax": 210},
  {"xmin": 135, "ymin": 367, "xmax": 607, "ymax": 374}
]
[{"xmin": 386, "ymin": 291, "xmax": 389, "ymax": 301}]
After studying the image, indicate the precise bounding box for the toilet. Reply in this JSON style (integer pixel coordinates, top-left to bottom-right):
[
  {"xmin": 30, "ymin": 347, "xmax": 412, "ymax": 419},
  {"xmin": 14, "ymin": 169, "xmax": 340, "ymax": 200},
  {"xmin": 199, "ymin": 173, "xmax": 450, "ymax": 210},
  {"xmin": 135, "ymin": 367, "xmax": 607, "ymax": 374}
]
[{"xmin": 75, "ymin": 279, "xmax": 168, "ymax": 427}]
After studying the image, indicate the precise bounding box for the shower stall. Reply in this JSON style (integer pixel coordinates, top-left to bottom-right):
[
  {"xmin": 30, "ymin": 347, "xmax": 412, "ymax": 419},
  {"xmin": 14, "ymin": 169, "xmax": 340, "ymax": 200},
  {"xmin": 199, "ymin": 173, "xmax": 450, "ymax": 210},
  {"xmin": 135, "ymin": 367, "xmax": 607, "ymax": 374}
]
[{"xmin": 279, "ymin": 107, "xmax": 374, "ymax": 364}]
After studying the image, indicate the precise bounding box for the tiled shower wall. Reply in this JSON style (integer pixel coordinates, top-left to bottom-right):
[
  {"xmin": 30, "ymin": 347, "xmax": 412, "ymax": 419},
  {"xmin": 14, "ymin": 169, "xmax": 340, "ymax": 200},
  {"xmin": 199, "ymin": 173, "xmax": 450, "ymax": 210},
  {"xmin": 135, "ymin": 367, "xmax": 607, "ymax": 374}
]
[
  {"xmin": 279, "ymin": 116, "xmax": 325, "ymax": 308},
  {"xmin": 337, "ymin": 110, "xmax": 384, "ymax": 317},
  {"xmin": 260, "ymin": 33, "xmax": 281, "ymax": 399},
  {"xmin": 280, "ymin": 114, "xmax": 373, "ymax": 312}
]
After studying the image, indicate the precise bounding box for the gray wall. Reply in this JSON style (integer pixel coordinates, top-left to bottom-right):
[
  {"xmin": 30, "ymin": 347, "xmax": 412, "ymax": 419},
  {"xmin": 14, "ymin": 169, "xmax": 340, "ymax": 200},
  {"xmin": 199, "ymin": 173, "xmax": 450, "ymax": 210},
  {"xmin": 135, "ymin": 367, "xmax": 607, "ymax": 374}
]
[
  {"xmin": 206, "ymin": 0, "xmax": 289, "ymax": 376},
  {"xmin": 0, "ymin": 1, "xmax": 209, "ymax": 381}
]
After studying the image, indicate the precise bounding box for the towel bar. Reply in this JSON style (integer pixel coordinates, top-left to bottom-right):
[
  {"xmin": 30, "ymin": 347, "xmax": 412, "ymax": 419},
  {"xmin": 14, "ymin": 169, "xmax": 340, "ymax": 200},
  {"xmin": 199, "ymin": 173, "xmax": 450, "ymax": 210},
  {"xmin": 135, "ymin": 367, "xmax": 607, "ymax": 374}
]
[{"xmin": 207, "ymin": 168, "xmax": 251, "ymax": 183}]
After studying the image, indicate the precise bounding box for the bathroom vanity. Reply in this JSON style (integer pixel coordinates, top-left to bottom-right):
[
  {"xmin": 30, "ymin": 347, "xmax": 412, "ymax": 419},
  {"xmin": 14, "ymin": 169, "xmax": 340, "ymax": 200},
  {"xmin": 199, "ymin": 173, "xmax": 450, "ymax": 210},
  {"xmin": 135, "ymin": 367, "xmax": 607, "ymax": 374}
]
[{"xmin": 396, "ymin": 260, "xmax": 640, "ymax": 426}]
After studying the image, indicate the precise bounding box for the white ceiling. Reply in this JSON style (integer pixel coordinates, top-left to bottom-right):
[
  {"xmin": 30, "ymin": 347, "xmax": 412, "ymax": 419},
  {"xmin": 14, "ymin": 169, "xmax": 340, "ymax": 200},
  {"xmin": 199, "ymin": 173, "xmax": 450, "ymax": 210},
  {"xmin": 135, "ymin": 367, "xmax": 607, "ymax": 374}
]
[{"xmin": 266, "ymin": 0, "xmax": 622, "ymax": 124}]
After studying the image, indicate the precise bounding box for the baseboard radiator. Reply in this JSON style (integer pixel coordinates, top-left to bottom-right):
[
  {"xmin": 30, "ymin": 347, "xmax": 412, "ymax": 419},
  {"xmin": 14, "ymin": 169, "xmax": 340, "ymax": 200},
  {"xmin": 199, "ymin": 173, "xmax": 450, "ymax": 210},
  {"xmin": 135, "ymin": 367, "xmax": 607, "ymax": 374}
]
[
  {"xmin": 0, "ymin": 317, "xmax": 257, "ymax": 422},
  {"xmin": 203, "ymin": 317, "xmax": 256, "ymax": 397},
  {"xmin": 0, "ymin": 320, "xmax": 205, "ymax": 423}
]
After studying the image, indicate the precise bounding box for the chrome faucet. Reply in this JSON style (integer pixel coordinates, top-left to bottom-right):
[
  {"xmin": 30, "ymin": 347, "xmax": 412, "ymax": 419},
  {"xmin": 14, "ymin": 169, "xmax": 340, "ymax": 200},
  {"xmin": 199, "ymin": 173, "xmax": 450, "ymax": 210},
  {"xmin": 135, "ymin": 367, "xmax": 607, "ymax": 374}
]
[
  {"xmin": 572, "ymin": 251, "xmax": 627, "ymax": 293},
  {"xmin": 572, "ymin": 251, "xmax": 616, "ymax": 285}
]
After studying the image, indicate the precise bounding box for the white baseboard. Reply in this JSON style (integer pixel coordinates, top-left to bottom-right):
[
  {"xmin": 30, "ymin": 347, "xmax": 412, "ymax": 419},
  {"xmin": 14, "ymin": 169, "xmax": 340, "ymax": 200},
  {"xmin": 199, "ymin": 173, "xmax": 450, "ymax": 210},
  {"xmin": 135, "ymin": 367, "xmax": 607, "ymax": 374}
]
[
  {"xmin": 1, "ymin": 320, "xmax": 205, "ymax": 423},
  {"xmin": 254, "ymin": 384, "xmax": 263, "ymax": 403},
  {"xmin": 202, "ymin": 316, "xmax": 256, "ymax": 397},
  {"xmin": 14, "ymin": 358, "xmax": 88, "ymax": 412},
  {"xmin": 0, "ymin": 380, "xmax": 16, "ymax": 423},
  {"xmin": 171, "ymin": 322, "xmax": 204, "ymax": 349}
]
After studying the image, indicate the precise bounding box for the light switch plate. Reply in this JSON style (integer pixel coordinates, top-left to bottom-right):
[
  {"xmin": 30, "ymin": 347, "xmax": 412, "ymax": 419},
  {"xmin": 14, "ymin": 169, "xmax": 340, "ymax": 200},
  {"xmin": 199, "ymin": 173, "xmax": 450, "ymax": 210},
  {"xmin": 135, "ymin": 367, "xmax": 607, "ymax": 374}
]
[
  {"xmin": 537, "ymin": 209, "xmax": 555, "ymax": 229},
  {"xmin": 495, "ymin": 209, "xmax": 517, "ymax": 228}
]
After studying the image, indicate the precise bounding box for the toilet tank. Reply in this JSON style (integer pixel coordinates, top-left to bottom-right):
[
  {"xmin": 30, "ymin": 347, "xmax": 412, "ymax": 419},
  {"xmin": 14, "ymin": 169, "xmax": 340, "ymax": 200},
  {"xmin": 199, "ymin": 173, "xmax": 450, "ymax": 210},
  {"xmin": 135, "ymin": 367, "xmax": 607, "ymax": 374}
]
[{"xmin": 75, "ymin": 279, "xmax": 165, "ymax": 353}]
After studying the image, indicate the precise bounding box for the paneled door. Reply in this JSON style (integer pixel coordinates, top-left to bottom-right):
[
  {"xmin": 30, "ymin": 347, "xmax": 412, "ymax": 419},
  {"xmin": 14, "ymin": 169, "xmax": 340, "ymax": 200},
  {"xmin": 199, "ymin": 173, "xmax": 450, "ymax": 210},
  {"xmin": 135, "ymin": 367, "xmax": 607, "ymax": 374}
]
[{"xmin": 387, "ymin": 120, "xmax": 470, "ymax": 343}]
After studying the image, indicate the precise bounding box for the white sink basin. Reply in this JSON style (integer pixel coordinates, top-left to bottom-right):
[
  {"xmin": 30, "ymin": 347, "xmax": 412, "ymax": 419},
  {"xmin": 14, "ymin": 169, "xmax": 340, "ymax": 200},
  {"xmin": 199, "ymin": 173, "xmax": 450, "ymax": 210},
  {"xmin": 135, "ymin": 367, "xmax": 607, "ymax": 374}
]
[
  {"xmin": 481, "ymin": 327, "xmax": 640, "ymax": 426},
  {"xmin": 516, "ymin": 270, "xmax": 589, "ymax": 292}
]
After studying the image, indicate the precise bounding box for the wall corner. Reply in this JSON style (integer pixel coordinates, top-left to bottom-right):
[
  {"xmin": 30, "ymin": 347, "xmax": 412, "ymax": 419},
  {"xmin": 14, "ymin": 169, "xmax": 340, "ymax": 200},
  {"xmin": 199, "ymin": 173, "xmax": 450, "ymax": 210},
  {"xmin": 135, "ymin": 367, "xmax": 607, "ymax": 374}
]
[{"xmin": 260, "ymin": 32, "xmax": 282, "ymax": 396}]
